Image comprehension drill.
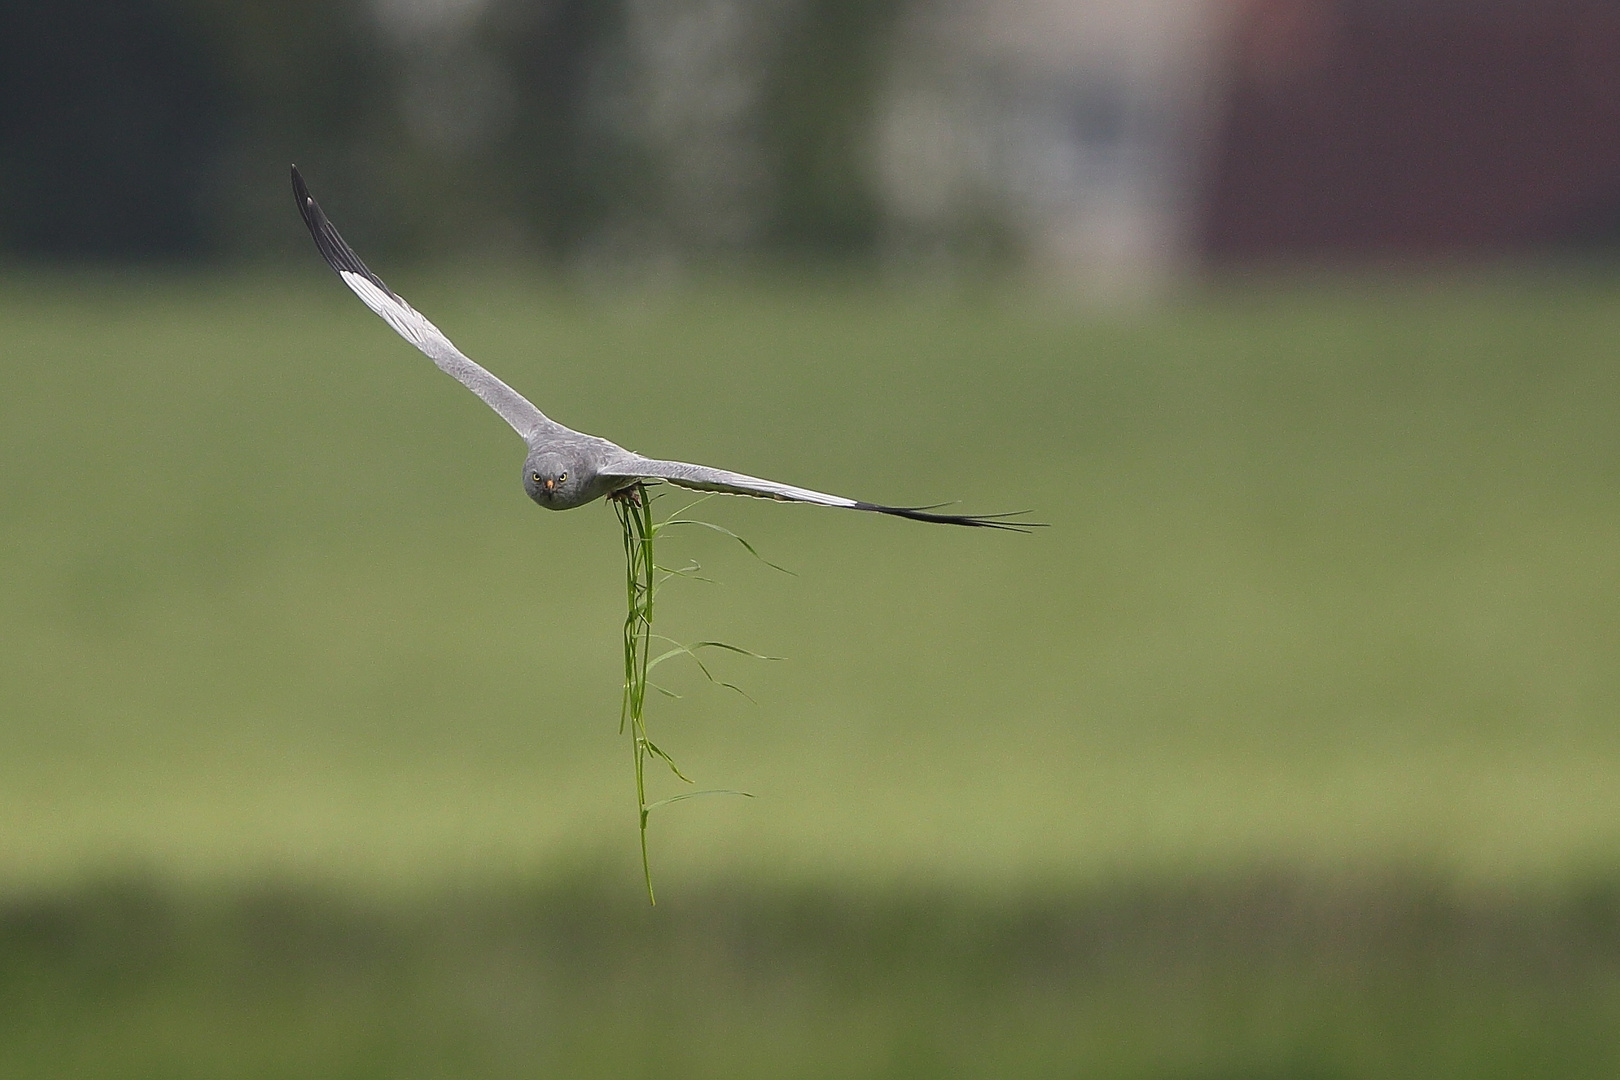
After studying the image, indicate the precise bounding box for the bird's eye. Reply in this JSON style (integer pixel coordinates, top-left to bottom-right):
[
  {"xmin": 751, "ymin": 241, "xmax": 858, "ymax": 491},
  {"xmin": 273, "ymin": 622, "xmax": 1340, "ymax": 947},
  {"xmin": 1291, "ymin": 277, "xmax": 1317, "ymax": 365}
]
[
  {"xmin": 531, "ymin": 472, "xmax": 542, "ymax": 484},
  {"xmin": 559, "ymin": 472, "xmax": 568, "ymax": 482}
]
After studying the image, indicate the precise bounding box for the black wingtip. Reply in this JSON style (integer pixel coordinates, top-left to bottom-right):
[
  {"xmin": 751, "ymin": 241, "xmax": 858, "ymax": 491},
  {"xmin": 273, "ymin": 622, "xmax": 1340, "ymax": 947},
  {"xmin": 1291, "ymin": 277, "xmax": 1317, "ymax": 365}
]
[
  {"xmin": 290, "ymin": 164, "xmax": 315, "ymax": 218},
  {"xmin": 853, "ymin": 503, "xmax": 1049, "ymax": 532},
  {"xmin": 289, "ymin": 164, "xmax": 395, "ymax": 298}
]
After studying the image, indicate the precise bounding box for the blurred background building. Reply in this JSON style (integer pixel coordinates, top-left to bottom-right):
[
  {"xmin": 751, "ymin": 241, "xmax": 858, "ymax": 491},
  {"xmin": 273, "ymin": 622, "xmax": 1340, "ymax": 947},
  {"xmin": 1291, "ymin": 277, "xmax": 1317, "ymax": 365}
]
[
  {"xmin": 1206, "ymin": 0, "xmax": 1620, "ymax": 258},
  {"xmin": 5, "ymin": 0, "xmax": 1620, "ymax": 275}
]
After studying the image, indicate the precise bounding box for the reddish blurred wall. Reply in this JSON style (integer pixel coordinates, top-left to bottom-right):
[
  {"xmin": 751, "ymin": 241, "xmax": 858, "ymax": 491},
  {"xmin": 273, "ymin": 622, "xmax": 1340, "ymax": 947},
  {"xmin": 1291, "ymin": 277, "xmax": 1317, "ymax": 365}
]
[{"xmin": 1202, "ymin": 0, "xmax": 1620, "ymax": 256}]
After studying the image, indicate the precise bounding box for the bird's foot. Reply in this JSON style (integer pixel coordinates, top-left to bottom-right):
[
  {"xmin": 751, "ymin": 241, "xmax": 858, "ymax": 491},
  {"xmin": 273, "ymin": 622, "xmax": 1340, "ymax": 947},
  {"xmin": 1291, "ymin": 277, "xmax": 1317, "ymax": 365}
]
[{"xmin": 608, "ymin": 483, "xmax": 644, "ymax": 507}]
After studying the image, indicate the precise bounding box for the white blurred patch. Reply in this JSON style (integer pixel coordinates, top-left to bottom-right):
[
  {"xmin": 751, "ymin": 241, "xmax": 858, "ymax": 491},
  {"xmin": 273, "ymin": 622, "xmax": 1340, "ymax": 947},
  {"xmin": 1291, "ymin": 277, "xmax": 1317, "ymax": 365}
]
[
  {"xmin": 373, "ymin": 0, "xmax": 490, "ymax": 43},
  {"xmin": 875, "ymin": 0, "xmax": 1226, "ymax": 292}
]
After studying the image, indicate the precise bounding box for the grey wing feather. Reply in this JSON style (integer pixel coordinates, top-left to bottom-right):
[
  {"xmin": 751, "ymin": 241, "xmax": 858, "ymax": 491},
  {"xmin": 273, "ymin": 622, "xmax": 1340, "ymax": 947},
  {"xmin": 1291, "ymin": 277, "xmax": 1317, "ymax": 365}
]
[
  {"xmin": 292, "ymin": 166, "xmax": 553, "ymax": 440},
  {"xmin": 601, "ymin": 455, "xmax": 859, "ymax": 508},
  {"xmin": 599, "ymin": 454, "xmax": 1038, "ymax": 530}
]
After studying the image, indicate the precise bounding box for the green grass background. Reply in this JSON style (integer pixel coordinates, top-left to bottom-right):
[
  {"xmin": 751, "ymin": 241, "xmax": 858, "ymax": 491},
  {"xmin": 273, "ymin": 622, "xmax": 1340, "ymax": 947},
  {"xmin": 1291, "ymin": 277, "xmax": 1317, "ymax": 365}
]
[{"xmin": 5, "ymin": 268, "xmax": 1620, "ymax": 1075}]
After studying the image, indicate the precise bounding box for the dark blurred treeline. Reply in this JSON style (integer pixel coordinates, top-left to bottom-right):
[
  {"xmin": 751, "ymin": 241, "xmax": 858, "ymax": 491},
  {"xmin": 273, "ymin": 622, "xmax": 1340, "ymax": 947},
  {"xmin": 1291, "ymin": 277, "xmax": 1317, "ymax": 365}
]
[
  {"xmin": 0, "ymin": 0, "xmax": 900, "ymax": 263},
  {"xmin": 6, "ymin": 870, "xmax": 1620, "ymax": 1076}
]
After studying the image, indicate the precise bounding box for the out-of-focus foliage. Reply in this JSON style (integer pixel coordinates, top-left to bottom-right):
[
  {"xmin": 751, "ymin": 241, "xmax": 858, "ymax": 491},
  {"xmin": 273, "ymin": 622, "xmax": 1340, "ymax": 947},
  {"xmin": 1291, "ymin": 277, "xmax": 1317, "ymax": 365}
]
[
  {"xmin": 0, "ymin": 0, "xmax": 906, "ymax": 263},
  {"xmin": 759, "ymin": 0, "xmax": 904, "ymax": 254},
  {"xmin": 0, "ymin": 0, "xmax": 230, "ymax": 257},
  {"xmin": 5, "ymin": 872, "xmax": 1620, "ymax": 1079}
]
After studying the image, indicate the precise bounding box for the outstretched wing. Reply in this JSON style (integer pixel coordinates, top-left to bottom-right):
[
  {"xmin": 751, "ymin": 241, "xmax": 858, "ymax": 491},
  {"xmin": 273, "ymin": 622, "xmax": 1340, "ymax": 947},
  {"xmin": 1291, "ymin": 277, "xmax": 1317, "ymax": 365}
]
[
  {"xmin": 291, "ymin": 165, "xmax": 553, "ymax": 440},
  {"xmin": 599, "ymin": 454, "xmax": 1040, "ymax": 531}
]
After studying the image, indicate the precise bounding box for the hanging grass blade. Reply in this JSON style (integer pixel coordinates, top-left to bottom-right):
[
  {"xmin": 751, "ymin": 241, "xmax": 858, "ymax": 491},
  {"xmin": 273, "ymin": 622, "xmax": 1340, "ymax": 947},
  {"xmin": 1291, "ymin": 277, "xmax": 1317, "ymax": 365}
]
[
  {"xmin": 641, "ymin": 736, "xmax": 693, "ymax": 782},
  {"xmin": 647, "ymin": 637, "xmax": 782, "ymax": 703},
  {"xmin": 656, "ymin": 518, "xmax": 796, "ymax": 575},
  {"xmin": 647, "ymin": 638, "xmax": 784, "ymax": 672},
  {"xmin": 611, "ymin": 483, "xmax": 773, "ymax": 905},
  {"xmin": 644, "ymin": 789, "xmax": 755, "ymax": 814},
  {"xmin": 613, "ymin": 484, "xmax": 662, "ymax": 902}
]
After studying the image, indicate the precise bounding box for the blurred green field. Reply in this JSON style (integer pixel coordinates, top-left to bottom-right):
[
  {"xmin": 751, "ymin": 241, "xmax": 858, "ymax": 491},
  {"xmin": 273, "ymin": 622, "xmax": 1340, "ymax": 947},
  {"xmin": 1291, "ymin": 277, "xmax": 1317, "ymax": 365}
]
[
  {"xmin": 6, "ymin": 268, "xmax": 1620, "ymax": 890},
  {"xmin": 7, "ymin": 268, "xmax": 1620, "ymax": 1074}
]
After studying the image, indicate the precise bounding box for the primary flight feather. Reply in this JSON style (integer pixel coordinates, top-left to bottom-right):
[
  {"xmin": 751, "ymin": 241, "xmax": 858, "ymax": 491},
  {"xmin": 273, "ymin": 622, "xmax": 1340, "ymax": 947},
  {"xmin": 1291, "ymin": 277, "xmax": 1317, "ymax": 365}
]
[{"xmin": 291, "ymin": 165, "xmax": 1036, "ymax": 530}]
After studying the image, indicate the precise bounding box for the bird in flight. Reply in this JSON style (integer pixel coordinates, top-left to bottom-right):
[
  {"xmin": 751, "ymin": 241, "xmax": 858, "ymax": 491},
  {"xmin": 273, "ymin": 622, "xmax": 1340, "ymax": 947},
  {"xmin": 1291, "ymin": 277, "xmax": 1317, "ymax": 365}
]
[{"xmin": 292, "ymin": 166, "xmax": 1036, "ymax": 530}]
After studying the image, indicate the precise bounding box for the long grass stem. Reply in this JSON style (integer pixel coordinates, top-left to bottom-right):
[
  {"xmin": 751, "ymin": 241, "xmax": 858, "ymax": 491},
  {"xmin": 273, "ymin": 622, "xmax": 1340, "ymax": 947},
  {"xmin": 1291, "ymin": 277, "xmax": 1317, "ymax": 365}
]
[
  {"xmin": 613, "ymin": 484, "xmax": 769, "ymax": 904},
  {"xmin": 614, "ymin": 484, "xmax": 662, "ymax": 903}
]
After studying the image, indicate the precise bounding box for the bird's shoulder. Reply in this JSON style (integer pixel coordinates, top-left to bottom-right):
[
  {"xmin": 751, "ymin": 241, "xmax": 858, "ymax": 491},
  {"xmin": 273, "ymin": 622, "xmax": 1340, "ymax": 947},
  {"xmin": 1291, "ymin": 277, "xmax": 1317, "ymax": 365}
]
[{"xmin": 532, "ymin": 425, "xmax": 631, "ymax": 463}]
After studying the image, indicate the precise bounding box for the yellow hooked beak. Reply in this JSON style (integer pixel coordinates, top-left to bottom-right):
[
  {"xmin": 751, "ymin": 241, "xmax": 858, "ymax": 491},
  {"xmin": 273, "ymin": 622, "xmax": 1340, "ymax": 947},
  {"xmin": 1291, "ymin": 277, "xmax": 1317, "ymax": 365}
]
[{"xmin": 544, "ymin": 478, "xmax": 556, "ymax": 492}]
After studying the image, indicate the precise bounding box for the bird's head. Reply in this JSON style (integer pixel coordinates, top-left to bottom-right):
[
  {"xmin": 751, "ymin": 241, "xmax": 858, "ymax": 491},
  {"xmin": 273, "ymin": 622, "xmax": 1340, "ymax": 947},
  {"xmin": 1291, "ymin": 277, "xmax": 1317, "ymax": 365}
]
[{"xmin": 523, "ymin": 451, "xmax": 576, "ymax": 508}]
